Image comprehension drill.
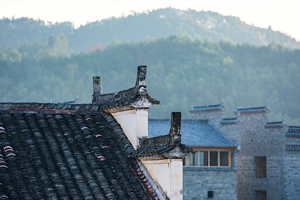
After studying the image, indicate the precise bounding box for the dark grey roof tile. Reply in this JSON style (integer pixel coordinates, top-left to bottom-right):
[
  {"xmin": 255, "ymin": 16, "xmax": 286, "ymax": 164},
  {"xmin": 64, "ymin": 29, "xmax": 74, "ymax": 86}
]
[{"xmin": 0, "ymin": 112, "xmax": 158, "ymax": 199}]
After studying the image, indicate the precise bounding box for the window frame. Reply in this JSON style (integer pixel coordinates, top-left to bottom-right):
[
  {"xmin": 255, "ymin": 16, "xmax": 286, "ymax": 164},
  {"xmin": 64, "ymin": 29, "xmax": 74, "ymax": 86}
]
[
  {"xmin": 256, "ymin": 156, "xmax": 267, "ymax": 178},
  {"xmin": 256, "ymin": 190, "xmax": 267, "ymax": 200},
  {"xmin": 184, "ymin": 147, "xmax": 233, "ymax": 167}
]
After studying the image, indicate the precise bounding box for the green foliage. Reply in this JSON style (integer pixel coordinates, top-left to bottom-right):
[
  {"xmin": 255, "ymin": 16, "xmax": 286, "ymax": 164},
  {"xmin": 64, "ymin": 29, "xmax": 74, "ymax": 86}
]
[{"xmin": 0, "ymin": 36, "xmax": 299, "ymax": 125}]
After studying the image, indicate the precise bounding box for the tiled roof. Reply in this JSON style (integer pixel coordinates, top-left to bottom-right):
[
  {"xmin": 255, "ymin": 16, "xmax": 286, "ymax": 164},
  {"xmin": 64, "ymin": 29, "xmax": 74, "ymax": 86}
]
[
  {"xmin": 235, "ymin": 106, "xmax": 270, "ymax": 113},
  {"xmin": 265, "ymin": 121, "xmax": 284, "ymax": 128},
  {"xmin": 148, "ymin": 119, "xmax": 236, "ymax": 147},
  {"xmin": 135, "ymin": 113, "xmax": 193, "ymax": 159},
  {"xmin": 93, "ymin": 66, "xmax": 159, "ymax": 112},
  {"xmin": 221, "ymin": 118, "xmax": 238, "ymax": 124},
  {"xmin": 286, "ymin": 126, "xmax": 300, "ymax": 137},
  {"xmin": 0, "ymin": 109, "xmax": 158, "ymax": 199},
  {"xmin": 183, "ymin": 167, "xmax": 235, "ymax": 171},
  {"xmin": 190, "ymin": 103, "xmax": 224, "ymax": 112},
  {"xmin": 286, "ymin": 145, "xmax": 300, "ymax": 151}
]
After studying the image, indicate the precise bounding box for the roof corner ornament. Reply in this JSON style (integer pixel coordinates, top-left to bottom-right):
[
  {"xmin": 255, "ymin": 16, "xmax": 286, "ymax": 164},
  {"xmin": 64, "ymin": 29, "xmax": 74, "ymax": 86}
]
[{"xmin": 136, "ymin": 66, "xmax": 147, "ymax": 95}]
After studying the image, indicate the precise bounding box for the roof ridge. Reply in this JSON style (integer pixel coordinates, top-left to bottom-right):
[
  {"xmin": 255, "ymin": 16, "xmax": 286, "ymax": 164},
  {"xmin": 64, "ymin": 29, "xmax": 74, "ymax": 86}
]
[
  {"xmin": 149, "ymin": 119, "xmax": 209, "ymax": 122},
  {"xmin": 190, "ymin": 103, "xmax": 224, "ymax": 112}
]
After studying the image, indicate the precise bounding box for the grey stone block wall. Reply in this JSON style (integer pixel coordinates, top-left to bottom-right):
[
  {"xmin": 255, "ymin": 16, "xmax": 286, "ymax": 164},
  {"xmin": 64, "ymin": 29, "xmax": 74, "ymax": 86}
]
[
  {"xmin": 237, "ymin": 112, "xmax": 285, "ymax": 200},
  {"xmin": 191, "ymin": 110, "xmax": 223, "ymax": 129},
  {"xmin": 283, "ymin": 150, "xmax": 300, "ymax": 199},
  {"xmin": 183, "ymin": 170, "xmax": 237, "ymax": 200},
  {"xmin": 189, "ymin": 105, "xmax": 300, "ymax": 200}
]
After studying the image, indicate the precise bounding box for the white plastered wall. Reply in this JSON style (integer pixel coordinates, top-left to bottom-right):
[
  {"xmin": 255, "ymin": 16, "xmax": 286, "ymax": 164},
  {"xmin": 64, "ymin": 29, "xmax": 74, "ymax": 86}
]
[
  {"xmin": 112, "ymin": 109, "xmax": 148, "ymax": 149},
  {"xmin": 142, "ymin": 159, "xmax": 183, "ymax": 200}
]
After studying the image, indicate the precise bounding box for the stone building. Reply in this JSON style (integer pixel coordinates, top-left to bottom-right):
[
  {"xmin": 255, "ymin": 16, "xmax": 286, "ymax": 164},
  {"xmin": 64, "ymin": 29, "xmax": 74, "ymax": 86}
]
[
  {"xmin": 175, "ymin": 102, "xmax": 300, "ymax": 200},
  {"xmin": 0, "ymin": 66, "xmax": 192, "ymax": 200},
  {"xmin": 149, "ymin": 103, "xmax": 238, "ymax": 200}
]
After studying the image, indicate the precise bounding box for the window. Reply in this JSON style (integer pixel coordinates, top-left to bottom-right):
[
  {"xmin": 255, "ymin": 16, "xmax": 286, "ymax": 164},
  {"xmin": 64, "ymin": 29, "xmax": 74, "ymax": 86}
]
[
  {"xmin": 199, "ymin": 151, "xmax": 208, "ymax": 166},
  {"xmin": 256, "ymin": 191, "xmax": 267, "ymax": 200},
  {"xmin": 189, "ymin": 151, "xmax": 198, "ymax": 166},
  {"xmin": 185, "ymin": 148, "xmax": 232, "ymax": 167},
  {"xmin": 210, "ymin": 151, "xmax": 218, "ymax": 166},
  {"xmin": 256, "ymin": 157, "xmax": 266, "ymax": 178},
  {"xmin": 208, "ymin": 191, "xmax": 214, "ymax": 198},
  {"xmin": 220, "ymin": 151, "xmax": 229, "ymax": 166}
]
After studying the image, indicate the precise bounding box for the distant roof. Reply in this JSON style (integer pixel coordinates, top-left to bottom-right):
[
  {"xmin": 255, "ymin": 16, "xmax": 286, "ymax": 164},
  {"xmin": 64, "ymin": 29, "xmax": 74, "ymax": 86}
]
[
  {"xmin": 235, "ymin": 106, "xmax": 270, "ymax": 113},
  {"xmin": 0, "ymin": 106, "xmax": 158, "ymax": 199},
  {"xmin": 221, "ymin": 118, "xmax": 238, "ymax": 124},
  {"xmin": 265, "ymin": 121, "xmax": 284, "ymax": 128},
  {"xmin": 286, "ymin": 126, "xmax": 300, "ymax": 137},
  {"xmin": 135, "ymin": 113, "xmax": 193, "ymax": 159},
  {"xmin": 286, "ymin": 144, "xmax": 300, "ymax": 151},
  {"xmin": 190, "ymin": 103, "xmax": 224, "ymax": 112},
  {"xmin": 148, "ymin": 119, "xmax": 236, "ymax": 147}
]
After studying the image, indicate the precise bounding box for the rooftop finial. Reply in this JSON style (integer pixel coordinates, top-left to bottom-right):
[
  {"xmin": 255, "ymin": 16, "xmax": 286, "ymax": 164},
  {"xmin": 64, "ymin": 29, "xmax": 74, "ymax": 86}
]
[
  {"xmin": 170, "ymin": 112, "xmax": 181, "ymax": 136},
  {"xmin": 136, "ymin": 66, "xmax": 147, "ymax": 95},
  {"xmin": 93, "ymin": 76, "xmax": 102, "ymax": 103}
]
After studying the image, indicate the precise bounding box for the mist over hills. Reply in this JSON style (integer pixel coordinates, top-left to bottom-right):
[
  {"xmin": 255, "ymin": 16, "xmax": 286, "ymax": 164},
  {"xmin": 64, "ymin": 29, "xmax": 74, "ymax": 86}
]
[{"xmin": 1, "ymin": 8, "xmax": 300, "ymax": 52}]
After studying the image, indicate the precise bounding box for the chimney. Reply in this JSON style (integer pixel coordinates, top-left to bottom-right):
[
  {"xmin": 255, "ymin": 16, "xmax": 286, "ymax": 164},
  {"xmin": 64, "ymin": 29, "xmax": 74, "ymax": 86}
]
[
  {"xmin": 135, "ymin": 66, "xmax": 147, "ymax": 95},
  {"xmin": 92, "ymin": 76, "xmax": 102, "ymax": 103},
  {"xmin": 170, "ymin": 112, "xmax": 181, "ymax": 137}
]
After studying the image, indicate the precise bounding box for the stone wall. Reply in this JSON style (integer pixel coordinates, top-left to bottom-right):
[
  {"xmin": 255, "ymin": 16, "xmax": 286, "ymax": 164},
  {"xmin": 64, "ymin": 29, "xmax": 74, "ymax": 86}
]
[
  {"xmin": 283, "ymin": 150, "xmax": 300, "ymax": 199},
  {"xmin": 220, "ymin": 123, "xmax": 240, "ymax": 170},
  {"xmin": 189, "ymin": 105, "xmax": 300, "ymax": 200},
  {"xmin": 183, "ymin": 169, "xmax": 237, "ymax": 200},
  {"xmin": 190, "ymin": 110, "xmax": 223, "ymax": 129},
  {"xmin": 237, "ymin": 111, "xmax": 285, "ymax": 200}
]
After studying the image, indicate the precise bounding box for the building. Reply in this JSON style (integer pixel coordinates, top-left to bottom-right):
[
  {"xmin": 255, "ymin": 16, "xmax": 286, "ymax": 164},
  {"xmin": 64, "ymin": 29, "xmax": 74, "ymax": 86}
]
[
  {"xmin": 0, "ymin": 66, "xmax": 192, "ymax": 200},
  {"xmin": 149, "ymin": 103, "xmax": 238, "ymax": 200},
  {"xmin": 150, "ymin": 102, "xmax": 299, "ymax": 200}
]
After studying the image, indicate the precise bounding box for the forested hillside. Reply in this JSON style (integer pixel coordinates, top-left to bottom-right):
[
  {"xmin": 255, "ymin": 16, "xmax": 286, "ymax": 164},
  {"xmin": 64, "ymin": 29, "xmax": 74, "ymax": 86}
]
[
  {"xmin": 1, "ymin": 36, "xmax": 300, "ymax": 124},
  {"xmin": 1, "ymin": 8, "xmax": 300, "ymax": 52}
]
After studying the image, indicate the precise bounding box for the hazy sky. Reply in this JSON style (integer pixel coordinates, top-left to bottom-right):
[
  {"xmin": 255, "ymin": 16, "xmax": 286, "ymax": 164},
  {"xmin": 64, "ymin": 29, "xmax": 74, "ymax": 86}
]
[{"xmin": 1, "ymin": 0, "xmax": 300, "ymax": 41}]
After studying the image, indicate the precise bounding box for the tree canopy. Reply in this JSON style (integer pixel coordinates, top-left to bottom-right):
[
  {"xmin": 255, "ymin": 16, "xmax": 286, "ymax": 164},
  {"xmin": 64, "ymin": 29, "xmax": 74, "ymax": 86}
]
[{"xmin": 0, "ymin": 36, "xmax": 299, "ymax": 125}]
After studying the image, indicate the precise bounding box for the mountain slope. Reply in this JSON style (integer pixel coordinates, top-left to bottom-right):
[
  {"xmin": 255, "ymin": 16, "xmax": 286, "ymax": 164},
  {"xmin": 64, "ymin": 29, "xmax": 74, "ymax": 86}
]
[
  {"xmin": 0, "ymin": 8, "xmax": 299, "ymax": 52},
  {"xmin": 1, "ymin": 36, "xmax": 300, "ymax": 124}
]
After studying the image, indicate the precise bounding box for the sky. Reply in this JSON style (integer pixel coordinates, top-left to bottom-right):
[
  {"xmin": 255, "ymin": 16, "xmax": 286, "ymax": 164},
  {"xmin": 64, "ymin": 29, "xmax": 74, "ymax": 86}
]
[{"xmin": 1, "ymin": 0, "xmax": 300, "ymax": 41}]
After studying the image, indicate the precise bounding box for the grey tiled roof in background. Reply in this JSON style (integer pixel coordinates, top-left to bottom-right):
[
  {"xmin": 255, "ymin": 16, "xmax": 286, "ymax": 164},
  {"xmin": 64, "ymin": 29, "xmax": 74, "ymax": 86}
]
[
  {"xmin": 148, "ymin": 119, "xmax": 237, "ymax": 147},
  {"xmin": 190, "ymin": 104, "xmax": 224, "ymax": 112},
  {"xmin": 286, "ymin": 144, "xmax": 300, "ymax": 151},
  {"xmin": 286, "ymin": 126, "xmax": 300, "ymax": 137},
  {"xmin": 265, "ymin": 121, "xmax": 284, "ymax": 128},
  {"xmin": 235, "ymin": 106, "xmax": 270, "ymax": 113},
  {"xmin": 221, "ymin": 118, "xmax": 238, "ymax": 124}
]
